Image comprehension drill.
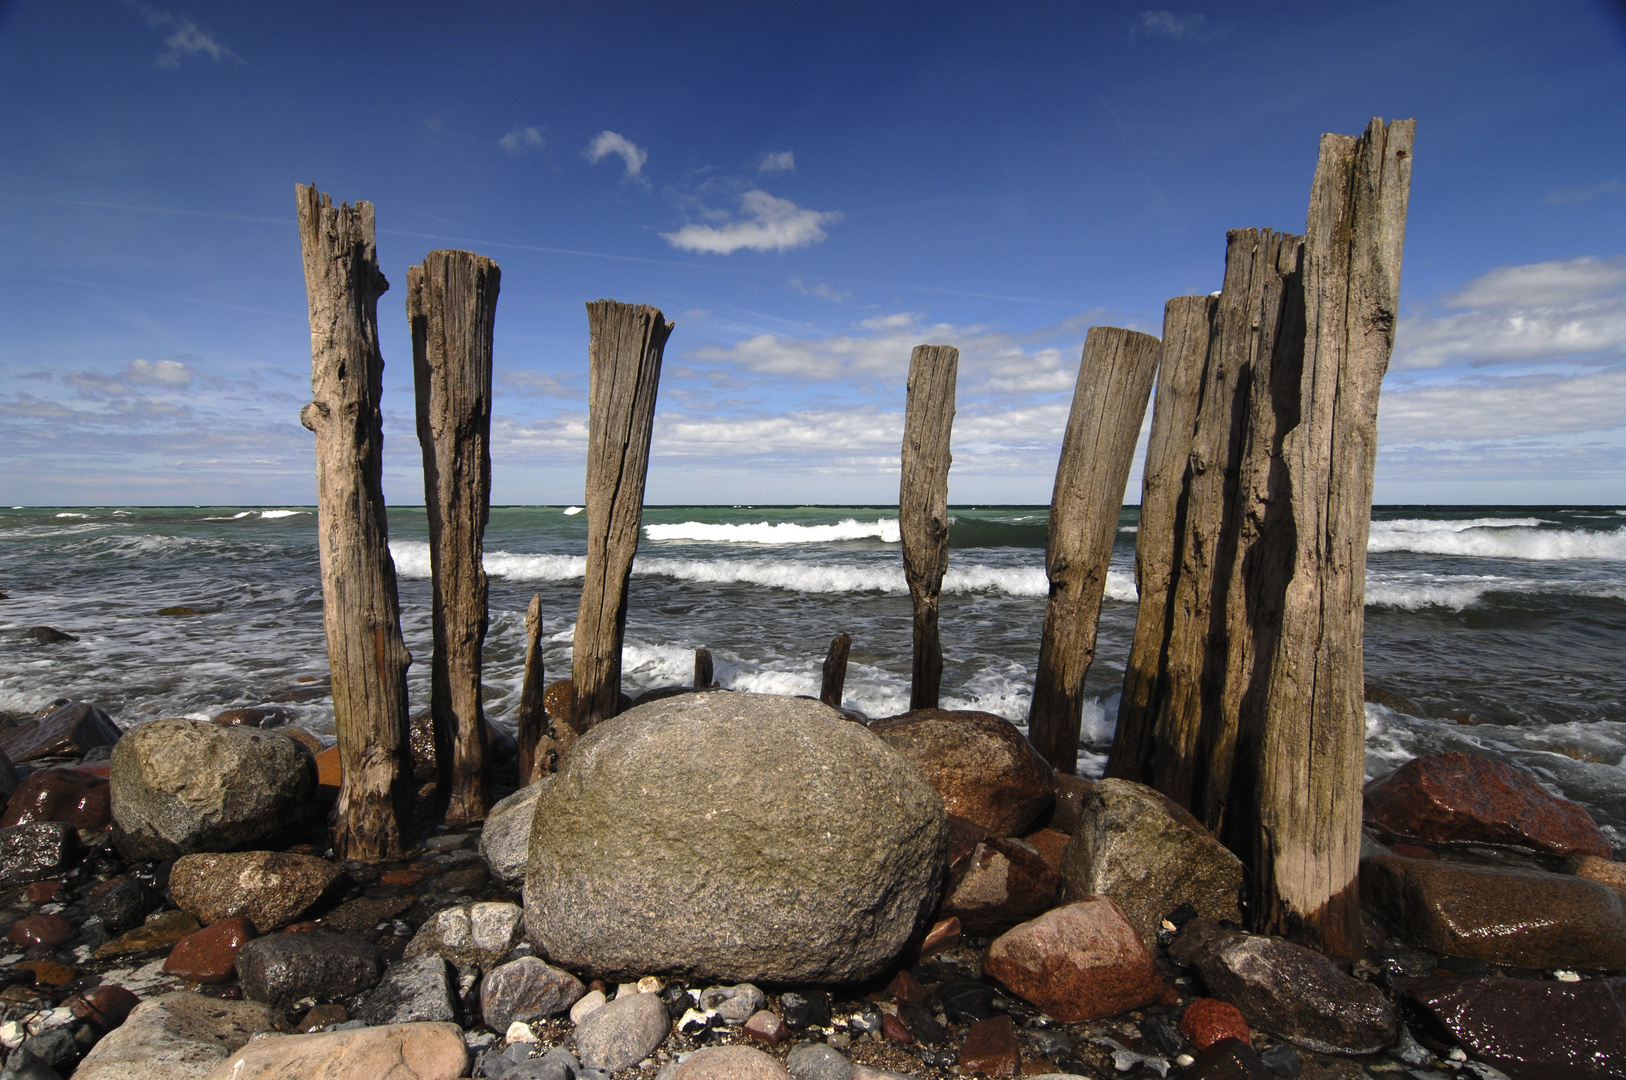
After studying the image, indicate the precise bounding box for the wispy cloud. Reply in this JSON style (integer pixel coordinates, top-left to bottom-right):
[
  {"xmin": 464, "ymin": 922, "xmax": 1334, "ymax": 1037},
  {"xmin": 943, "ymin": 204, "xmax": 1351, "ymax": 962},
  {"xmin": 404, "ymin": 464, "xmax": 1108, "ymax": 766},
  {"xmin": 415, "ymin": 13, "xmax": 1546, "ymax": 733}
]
[
  {"xmin": 758, "ymin": 151, "xmax": 796, "ymax": 174},
  {"xmin": 586, "ymin": 131, "xmax": 648, "ymax": 180},
  {"xmin": 1392, "ymin": 255, "xmax": 1626, "ymax": 370},
  {"xmin": 661, "ymin": 190, "xmax": 841, "ymax": 255},
  {"xmin": 1131, "ymin": 10, "xmax": 1220, "ymax": 43},
  {"xmin": 64, "ymin": 358, "xmax": 195, "ymax": 399},
  {"xmin": 498, "ymin": 125, "xmax": 546, "ymax": 155},
  {"xmin": 118, "ymin": 1, "xmax": 243, "ymax": 68},
  {"xmin": 1544, "ymin": 180, "xmax": 1623, "ymax": 205},
  {"xmin": 128, "ymin": 358, "xmax": 193, "ymax": 386},
  {"xmin": 790, "ymin": 278, "xmax": 852, "ymax": 302}
]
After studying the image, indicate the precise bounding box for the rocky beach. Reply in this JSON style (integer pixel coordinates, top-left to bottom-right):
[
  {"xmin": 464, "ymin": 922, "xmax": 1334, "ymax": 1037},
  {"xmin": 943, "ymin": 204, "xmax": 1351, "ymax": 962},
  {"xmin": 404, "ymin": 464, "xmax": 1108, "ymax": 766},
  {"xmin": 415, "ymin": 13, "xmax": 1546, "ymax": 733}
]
[{"xmin": 0, "ymin": 688, "xmax": 1615, "ymax": 1080}]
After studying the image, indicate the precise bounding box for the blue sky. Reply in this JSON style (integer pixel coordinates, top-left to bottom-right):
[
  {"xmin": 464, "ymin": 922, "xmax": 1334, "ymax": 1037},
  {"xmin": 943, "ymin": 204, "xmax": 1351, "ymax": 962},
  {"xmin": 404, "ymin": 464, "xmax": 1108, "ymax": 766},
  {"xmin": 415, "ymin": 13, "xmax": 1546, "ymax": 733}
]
[{"xmin": 3, "ymin": 1, "xmax": 1625, "ymax": 506}]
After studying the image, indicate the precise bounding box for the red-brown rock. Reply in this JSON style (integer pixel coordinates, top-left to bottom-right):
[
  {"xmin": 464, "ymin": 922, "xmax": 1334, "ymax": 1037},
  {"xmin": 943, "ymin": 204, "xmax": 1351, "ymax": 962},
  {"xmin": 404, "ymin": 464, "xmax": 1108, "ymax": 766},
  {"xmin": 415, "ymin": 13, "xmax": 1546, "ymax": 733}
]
[
  {"xmin": 886, "ymin": 969, "xmax": 929, "ymax": 1007},
  {"xmin": 169, "ymin": 851, "xmax": 342, "ymax": 932},
  {"xmin": 24, "ymin": 880, "xmax": 63, "ymax": 904},
  {"xmin": 872, "ymin": 710, "xmax": 1054, "ymax": 836},
  {"xmin": 1, "ymin": 766, "xmax": 111, "ymax": 831},
  {"xmin": 1186, "ymin": 1038, "xmax": 1273, "ymax": 1080},
  {"xmin": 68, "ymin": 984, "xmax": 141, "ymax": 1034},
  {"xmin": 920, "ymin": 917, "xmax": 960, "ymax": 957},
  {"xmin": 881, "ymin": 1012, "xmax": 912, "ymax": 1043},
  {"xmin": 1180, "ymin": 998, "xmax": 1251, "ymax": 1051},
  {"xmin": 1404, "ymin": 974, "xmax": 1626, "ymax": 1080},
  {"xmin": 959, "ymin": 1014, "xmax": 1020, "ymax": 1077},
  {"xmin": 1023, "ymin": 827, "xmax": 1070, "ymax": 871},
  {"xmin": 8, "ymin": 913, "xmax": 74, "ymax": 946},
  {"xmin": 982, "ymin": 898, "xmax": 1169, "ymax": 1022},
  {"xmin": 0, "ymin": 702, "xmax": 121, "ymax": 763},
  {"xmin": 742, "ymin": 1008, "xmax": 789, "ymax": 1047},
  {"xmin": 164, "ymin": 916, "xmax": 256, "ymax": 984},
  {"xmin": 1364, "ymin": 751, "xmax": 1611, "ymax": 859},
  {"xmin": 380, "ymin": 869, "xmax": 425, "ymax": 887},
  {"xmin": 940, "ymin": 817, "xmax": 1060, "ymax": 932},
  {"xmin": 1576, "ymin": 856, "xmax": 1626, "ymax": 898},
  {"xmin": 18, "ymin": 961, "xmax": 74, "ymax": 986}
]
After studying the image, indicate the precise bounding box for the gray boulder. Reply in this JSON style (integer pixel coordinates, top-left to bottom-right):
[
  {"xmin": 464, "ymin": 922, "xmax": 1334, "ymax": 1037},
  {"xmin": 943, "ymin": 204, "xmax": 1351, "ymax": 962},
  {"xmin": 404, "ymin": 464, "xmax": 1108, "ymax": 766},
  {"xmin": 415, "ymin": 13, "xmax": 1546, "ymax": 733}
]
[
  {"xmin": 109, "ymin": 717, "xmax": 317, "ymax": 860},
  {"xmin": 72, "ymin": 992, "xmax": 277, "ymax": 1080},
  {"xmin": 1059, "ymin": 778, "xmax": 1244, "ymax": 949},
  {"xmin": 573, "ymin": 991, "xmax": 671, "ymax": 1072},
  {"xmin": 235, "ymin": 931, "xmax": 383, "ymax": 1009},
  {"xmin": 404, "ymin": 900, "xmax": 525, "ymax": 975},
  {"xmin": 523, "ymin": 692, "xmax": 949, "ymax": 984},
  {"xmin": 354, "ymin": 952, "xmax": 458, "ymax": 1025},
  {"xmin": 481, "ymin": 956, "xmax": 586, "ymax": 1030},
  {"xmin": 1168, "ymin": 918, "xmax": 1395, "ymax": 1055},
  {"xmin": 480, "ymin": 779, "xmax": 548, "ymax": 886}
]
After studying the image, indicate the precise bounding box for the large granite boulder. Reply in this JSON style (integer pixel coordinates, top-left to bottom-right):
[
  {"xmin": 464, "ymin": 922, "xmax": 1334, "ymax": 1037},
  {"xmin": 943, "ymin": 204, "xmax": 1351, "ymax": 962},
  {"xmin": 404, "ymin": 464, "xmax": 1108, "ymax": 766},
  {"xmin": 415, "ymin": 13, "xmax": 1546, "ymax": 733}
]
[
  {"xmin": 110, "ymin": 718, "xmax": 318, "ymax": 860},
  {"xmin": 73, "ymin": 992, "xmax": 277, "ymax": 1080},
  {"xmin": 1058, "ymin": 778, "xmax": 1244, "ymax": 949},
  {"xmin": 1402, "ymin": 974, "xmax": 1626, "ymax": 1080},
  {"xmin": 1168, "ymin": 919, "xmax": 1395, "ymax": 1055},
  {"xmin": 479, "ymin": 778, "xmax": 546, "ymax": 886},
  {"xmin": 523, "ymin": 692, "xmax": 949, "ymax": 983},
  {"xmin": 1364, "ymin": 751, "xmax": 1611, "ymax": 858},
  {"xmin": 1360, "ymin": 854, "xmax": 1626, "ymax": 970},
  {"xmin": 871, "ymin": 709, "xmax": 1054, "ymax": 836}
]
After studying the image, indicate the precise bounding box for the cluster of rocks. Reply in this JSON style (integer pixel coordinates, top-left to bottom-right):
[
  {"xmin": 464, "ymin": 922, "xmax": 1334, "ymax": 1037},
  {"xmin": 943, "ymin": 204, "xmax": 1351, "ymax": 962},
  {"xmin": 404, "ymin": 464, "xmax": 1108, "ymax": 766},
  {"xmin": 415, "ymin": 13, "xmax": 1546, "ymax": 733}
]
[{"xmin": 0, "ymin": 691, "xmax": 1619, "ymax": 1080}]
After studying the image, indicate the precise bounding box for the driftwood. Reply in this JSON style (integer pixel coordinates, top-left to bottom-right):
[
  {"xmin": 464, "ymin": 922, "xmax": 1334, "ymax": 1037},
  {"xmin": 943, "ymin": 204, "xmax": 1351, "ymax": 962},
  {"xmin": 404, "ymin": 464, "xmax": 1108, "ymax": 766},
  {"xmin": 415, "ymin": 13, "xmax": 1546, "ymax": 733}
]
[
  {"xmin": 572, "ymin": 301, "xmax": 672, "ymax": 730},
  {"xmin": 1107, "ymin": 296, "xmax": 1215, "ymax": 783},
  {"xmin": 694, "ymin": 648, "xmax": 714, "ymax": 689},
  {"xmin": 899, "ymin": 345, "xmax": 958, "ymax": 710},
  {"xmin": 1243, "ymin": 118, "xmax": 1414, "ymax": 957},
  {"xmin": 1028, "ymin": 327, "xmax": 1161, "ymax": 772},
  {"xmin": 515, "ymin": 594, "xmax": 546, "ymax": 784},
  {"xmin": 294, "ymin": 184, "xmax": 412, "ymax": 862},
  {"xmin": 409, "ymin": 249, "xmax": 500, "ymax": 825},
  {"xmin": 820, "ymin": 633, "xmax": 852, "ymax": 709}
]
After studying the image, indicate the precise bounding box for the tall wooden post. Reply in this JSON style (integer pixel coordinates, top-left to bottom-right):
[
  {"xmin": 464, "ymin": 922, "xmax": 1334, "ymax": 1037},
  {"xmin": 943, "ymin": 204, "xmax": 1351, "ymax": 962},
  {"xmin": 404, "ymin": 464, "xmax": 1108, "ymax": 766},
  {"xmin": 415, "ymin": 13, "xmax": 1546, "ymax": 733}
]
[
  {"xmin": 295, "ymin": 184, "xmax": 413, "ymax": 862},
  {"xmin": 1106, "ymin": 296, "xmax": 1214, "ymax": 784},
  {"xmin": 1028, "ymin": 328, "xmax": 1161, "ymax": 773},
  {"xmin": 820, "ymin": 633, "xmax": 852, "ymax": 709},
  {"xmin": 693, "ymin": 649, "xmax": 714, "ymax": 689},
  {"xmin": 572, "ymin": 301, "xmax": 672, "ymax": 730},
  {"xmin": 1246, "ymin": 118, "xmax": 1413, "ymax": 957},
  {"xmin": 515, "ymin": 594, "xmax": 546, "ymax": 785},
  {"xmin": 899, "ymin": 345, "xmax": 958, "ymax": 711},
  {"xmin": 409, "ymin": 249, "xmax": 500, "ymax": 825}
]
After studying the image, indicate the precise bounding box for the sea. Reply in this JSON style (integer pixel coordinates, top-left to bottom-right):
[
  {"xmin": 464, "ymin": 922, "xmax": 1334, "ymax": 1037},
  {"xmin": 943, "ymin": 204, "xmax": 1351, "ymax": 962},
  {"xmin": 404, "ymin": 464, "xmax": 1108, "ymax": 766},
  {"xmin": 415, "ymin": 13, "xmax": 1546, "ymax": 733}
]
[{"xmin": 1, "ymin": 504, "xmax": 1623, "ymax": 850}]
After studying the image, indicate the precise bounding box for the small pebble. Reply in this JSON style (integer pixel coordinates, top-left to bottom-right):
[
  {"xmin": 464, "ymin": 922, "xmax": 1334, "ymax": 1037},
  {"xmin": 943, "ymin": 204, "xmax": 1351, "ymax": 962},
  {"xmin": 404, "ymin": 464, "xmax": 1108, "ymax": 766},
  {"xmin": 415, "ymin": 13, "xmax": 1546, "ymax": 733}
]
[
  {"xmin": 1175, "ymin": 1053, "xmax": 1194, "ymax": 1067},
  {"xmin": 570, "ymin": 988, "xmax": 608, "ymax": 1025},
  {"xmin": 1554, "ymin": 970, "xmax": 1582, "ymax": 982},
  {"xmin": 506, "ymin": 1021, "xmax": 538, "ymax": 1043}
]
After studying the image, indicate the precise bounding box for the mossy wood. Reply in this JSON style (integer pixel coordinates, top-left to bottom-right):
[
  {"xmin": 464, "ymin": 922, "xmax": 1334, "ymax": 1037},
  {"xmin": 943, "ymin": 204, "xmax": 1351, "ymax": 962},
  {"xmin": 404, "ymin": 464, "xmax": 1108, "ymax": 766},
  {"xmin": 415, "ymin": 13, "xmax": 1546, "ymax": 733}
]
[
  {"xmin": 294, "ymin": 183, "xmax": 412, "ymax": 862},
  {"xmin": 1027, "ymin": 327, "xmax": 1161, "ymax": 773},
  {"xmin": 572, "ymin": 301, "xmax": 672, "ymax": 730},
  {"xmin": 409, "ymin": 248, "xmax": 500, "ymax": 826},
  {"xmin": 899, "ymin": 344, "xmax": 959, "ymax": 710}
]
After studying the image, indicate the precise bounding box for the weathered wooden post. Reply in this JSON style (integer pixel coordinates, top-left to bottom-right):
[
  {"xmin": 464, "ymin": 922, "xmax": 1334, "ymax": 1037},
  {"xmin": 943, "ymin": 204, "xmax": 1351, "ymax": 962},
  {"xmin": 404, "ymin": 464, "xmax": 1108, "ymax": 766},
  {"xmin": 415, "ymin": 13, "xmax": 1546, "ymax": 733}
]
[
  {"xmin": 820, "ymin": 633, "xmax": 851, "ymax": 709},
  {"xmin": 693, "ymin": 648, "xmax": 713, "ymax": 689},
  {"xmin": 572, "ymin": 301, "xmax": 672, "ymax": 730},
  {"xmin": 1107, "ymin": 295, "xmax": 1214, "ymax": 784},
  {"xmin": 295, "ymin": 184, "xmax": 413, "ymax": 861},
  {"xmin": 899, "ymin": 344, "xmax": 958, "ymax": 710},
  {"xmin": 515, "ymin": 594, "xmax": 546, "ymax": 783},
  {"xmin": 409, "ymin": 249, "xmax": 500, "ymax": 825},
  {"xmin": 1245, "ymin": 118, "xmax": 1413, "ymax": 957},
  {"xmin": 1027, "ymin": 327, "xmax": 1161, "ymax": 773}
]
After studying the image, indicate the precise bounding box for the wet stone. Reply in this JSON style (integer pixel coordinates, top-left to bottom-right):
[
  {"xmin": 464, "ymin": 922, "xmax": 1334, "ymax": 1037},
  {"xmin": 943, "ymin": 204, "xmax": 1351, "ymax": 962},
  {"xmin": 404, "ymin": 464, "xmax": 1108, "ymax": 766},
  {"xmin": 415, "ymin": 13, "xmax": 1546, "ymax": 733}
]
[
  {"xmin": 959, "ymin": 1014, "xmax": 1021, "ymax": 1077},
  {"xmin": 982, "ymin": 897, "xmax": 1170, "ymax": 1022},
  {"xmin": 1186, "ymin": 1037, "xmax": 1273, "ymax": 1080},
  {"xmin": 8, "ymin": 914, "xmax": 74, "ymax": 947},
  {"xmin": 354, "ymin": 951, "xmax": 457, "ymax": 1025},
  {"xmin": 235, "ymin": 931, "xmax": 383, "ymax": 1008},
  {"xmin": 743, "ymin": 1009, "xmax": 790, "ymax": 1046},
  {"xmin": 1257, "ymin": 1043, "xmax": 1301, "ymax": 1079},
  {"xmin": 0, "ymin": 702, "xmax": 119, "ymax": 764},
  {"xmin": 86, "ymin": 875, "xmax": 158, "ymax": 934},
  {"xmin": 939, "ymin": 980, "xmax": 998, "ymax": 1024},
  {"xmin": 780, "ymin": 990, "xmax": 830, "ymax": 1031},
  {"xmin": 169, "ymin": 851, "xmax": 342, "ymax": 933},
  {"xmin": 0, "ymin": 767, "xmax": 111, "ymax": 832},
  {"xmin": 878, "ymin": 1012, "xmax": 910, "ymax": 1044},
  {"xmin": 23, "ymin": 881, "xmax": 62, "ymax": 904},
  {"xmin": 95, "ymin": 909, "xmax": 201, "ymax": 959},
  {"xmin": 163, "ymin": 917, "xmax": 255, "ymax": 984},
  {"xmin": 0, "ymin": 822, "xmax": 81, "ymax": 888},
  {"xmin": 1181, "ymin": 998, "xmax": 1252, "ymax": 1051},
  {"xmin": 898, "ymin": 1003, "xmax": 946, "ymax": 1046},
  {"xmin": 320, "ymin": 894, "xmax": 413, "ymax": 932},
  {"xmin": 17, "ymin": 961, "xmax": 74, "ymax": 987},
  {"xmin": 1403, "ymin": 973, "xmax": 1626, "ymax": 1080},
  {"xmin": 66, "ymin": 984, "xmax": 141, "ymax": 1035}
]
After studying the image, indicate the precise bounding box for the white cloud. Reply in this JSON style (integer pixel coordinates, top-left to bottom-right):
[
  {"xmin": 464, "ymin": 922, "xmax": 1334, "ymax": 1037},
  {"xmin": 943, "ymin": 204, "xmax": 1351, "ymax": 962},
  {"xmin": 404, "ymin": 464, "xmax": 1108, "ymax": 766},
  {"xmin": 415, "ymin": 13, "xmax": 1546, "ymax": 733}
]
[
  {"xmin": 661, "ymin": 190, "xmax": 842, "ymax": 255},
  {"xmin": 1392, "ymin": 255, "xmax": 1626, "ymax": 370},
  {"xmin": 759, "ymin": 151, "xmax": 796, "ymax": 174},
  {"xmin": 498, "ymin": 125, "xmax": 546, "ymax": 155},
  {"xmin": 1132, "ymin": 10, "xmax": 1218, "ymax": 42},
  {"xmin": 1381, "ymin": 365, "xmax": 1626, "ymax": 442},
  {"xmin": 789, "ymin": 278, "xmax": 852, "ymax": 302},
  {"xmin": 120, "ymin": 2, "xmax": 241, "ymax": 67},
  {"xmin": 128, "ymin": 358, "xmax": 192, "ymax": 386},
  {"xmin": 586, "ymin": 131, "xmax": 648, "ymax": 180}
]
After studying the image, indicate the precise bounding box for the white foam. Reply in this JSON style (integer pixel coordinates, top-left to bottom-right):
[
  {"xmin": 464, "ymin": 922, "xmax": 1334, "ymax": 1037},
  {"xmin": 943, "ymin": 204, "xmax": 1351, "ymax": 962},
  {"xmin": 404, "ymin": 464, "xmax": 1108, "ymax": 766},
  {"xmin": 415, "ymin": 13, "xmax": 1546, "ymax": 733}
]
[
  {"xmin": 258, "ymin": 510, "xmax": 304, "ymax": 519},
  {"xmin": 1364, "ymin": 580, "xmax": 1495, "ymax": 611},
  {"xmin": 563, "ymin": 506, "xmax": 583, "ymax": 516},
  {"xmin": 1368, "ymin": 519, "xmax": 1626, "ymax": 561},
  {"xmin": 644, "ymin": 518, "xmax": 902, "ymax": 545},
  {"xmin": 54, "ymin": 513, "xmax": 89, "ymax": 519}
]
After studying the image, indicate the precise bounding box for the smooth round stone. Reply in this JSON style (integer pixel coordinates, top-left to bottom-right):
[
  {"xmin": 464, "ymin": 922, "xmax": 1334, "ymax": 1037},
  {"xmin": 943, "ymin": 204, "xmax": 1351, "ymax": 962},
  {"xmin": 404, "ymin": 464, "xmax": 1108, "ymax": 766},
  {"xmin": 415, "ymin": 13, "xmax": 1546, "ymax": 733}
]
[{"xmin": 8, "ymin": 914, "xmax": 74, "ymax": 947}]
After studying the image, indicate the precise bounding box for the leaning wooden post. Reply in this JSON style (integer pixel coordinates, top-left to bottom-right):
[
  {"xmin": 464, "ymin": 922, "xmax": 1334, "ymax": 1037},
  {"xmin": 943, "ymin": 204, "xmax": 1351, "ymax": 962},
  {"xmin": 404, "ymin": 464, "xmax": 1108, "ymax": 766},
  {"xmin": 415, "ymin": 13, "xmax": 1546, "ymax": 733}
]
[
  {"xmin": 295, "ymin": 184, "xmax": 413, "ymax": 861},
  {"xmin": 899, "ymin": 344, "xmax": 958, "ymax": 711},
  {"xmin": 409, "ymin": 249, "xmax": 500, "ymax": 825},
  {"xmin": 1248, "ymin": 118, "xmax": 1413, "ymax": 958},
  {"xmin": 693, "ymin": 649, "xmax": 713, "ymax": 689},
  {"xmin": 820, "ymin": 633, "xmax": 852, "ymax": 709},
  {"xmin": 515, "ymin": 594, "xmax": 546, "ymax": 783},
  {"xmin": 1027, "ymin": 328, "xmax": 1161, "ymax": 773},
  {"xmin": 572, "ymin": 301, "xmax": 672, "ymax": 730},
  {"xmin": 1106, "ymin": 295, "xmax": 1214, "ymax": 784}
]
